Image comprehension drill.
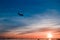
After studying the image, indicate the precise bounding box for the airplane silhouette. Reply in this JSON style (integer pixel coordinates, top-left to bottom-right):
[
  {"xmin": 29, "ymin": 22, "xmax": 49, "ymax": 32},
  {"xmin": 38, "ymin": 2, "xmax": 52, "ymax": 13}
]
[{"xmin": 18, "ymin": 11, "xmax": 24, "ymax": 16}]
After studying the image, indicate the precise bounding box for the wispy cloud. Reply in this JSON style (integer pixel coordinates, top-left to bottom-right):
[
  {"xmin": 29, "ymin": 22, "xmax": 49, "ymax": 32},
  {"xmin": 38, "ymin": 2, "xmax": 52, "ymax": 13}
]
[{"xmin": 0, "ymin": 9, "xmax": 60, "ymax": 35}]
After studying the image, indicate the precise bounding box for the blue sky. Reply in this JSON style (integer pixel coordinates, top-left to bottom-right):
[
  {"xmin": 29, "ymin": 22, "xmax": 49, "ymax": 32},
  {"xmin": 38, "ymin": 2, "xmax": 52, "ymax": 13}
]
[
  {"xmin": 0, "ymin": 0, "xmax": 60, "ymax": 34},
  {"xmin": 0, "ymin": 0, "xmax": 60, "ymax": 17}
]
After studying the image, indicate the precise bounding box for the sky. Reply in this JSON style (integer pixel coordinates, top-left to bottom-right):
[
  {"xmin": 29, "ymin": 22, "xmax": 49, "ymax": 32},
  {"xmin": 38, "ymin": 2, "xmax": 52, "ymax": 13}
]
[{"xmin": 0, "ymin": 0, "xmax": 60, "ymax": 38}]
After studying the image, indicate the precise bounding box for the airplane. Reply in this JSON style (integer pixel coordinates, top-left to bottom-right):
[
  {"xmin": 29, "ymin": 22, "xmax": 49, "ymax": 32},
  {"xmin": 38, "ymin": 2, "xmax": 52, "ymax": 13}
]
[{"xmin": 18, "ymin": 10, "xmax": 24, "ymax": 16}]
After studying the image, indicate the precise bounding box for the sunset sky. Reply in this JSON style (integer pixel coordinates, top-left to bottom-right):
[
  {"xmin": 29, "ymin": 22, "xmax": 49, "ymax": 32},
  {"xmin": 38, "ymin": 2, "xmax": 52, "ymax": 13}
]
[{"xmin": 0, "ymin": 0, "xmax": 60, "ymax": 38}]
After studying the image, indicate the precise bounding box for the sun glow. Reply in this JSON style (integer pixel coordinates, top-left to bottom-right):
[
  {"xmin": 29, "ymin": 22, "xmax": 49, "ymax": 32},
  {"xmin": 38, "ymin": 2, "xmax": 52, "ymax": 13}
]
[
  {"xmin": 47, "ymin": 32, "xmax": 53, "ymax": 38},
  {"xmin": 47, "ymin": 32, "xmax": 53, "ymax": 40}
]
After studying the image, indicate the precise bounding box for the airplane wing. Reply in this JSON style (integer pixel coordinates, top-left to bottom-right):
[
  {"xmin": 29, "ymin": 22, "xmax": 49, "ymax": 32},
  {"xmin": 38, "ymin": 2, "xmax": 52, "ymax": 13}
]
[{"xmin": 18, "ymin": 12, "xmax": 24, "ymax": 16}]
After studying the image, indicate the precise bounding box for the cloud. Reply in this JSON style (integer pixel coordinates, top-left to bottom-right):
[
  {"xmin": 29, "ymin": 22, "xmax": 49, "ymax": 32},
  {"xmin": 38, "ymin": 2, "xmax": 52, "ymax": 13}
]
[
  {"xmin": 5, "ymin": 9, "xmax": 60, "ymax": 34},
  {"xmin": 0, "ymin": 9, "xmax": 60, "ymax": 35},
  {"xmin": 0, "ymin": 17, "xmax": 27, "ymax": 34}
]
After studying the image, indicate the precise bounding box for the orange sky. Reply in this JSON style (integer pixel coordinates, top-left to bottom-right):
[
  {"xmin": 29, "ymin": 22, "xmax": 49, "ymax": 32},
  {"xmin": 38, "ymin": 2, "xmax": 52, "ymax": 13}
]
[{"xmin": 0, "ymin": 31, "xmax": 60, "ymax": 38}]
